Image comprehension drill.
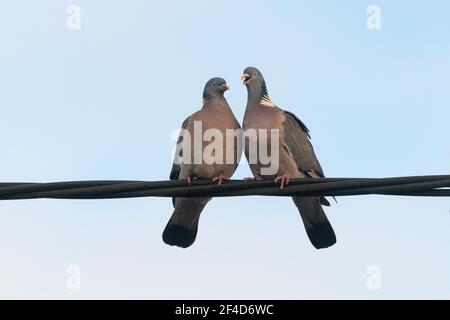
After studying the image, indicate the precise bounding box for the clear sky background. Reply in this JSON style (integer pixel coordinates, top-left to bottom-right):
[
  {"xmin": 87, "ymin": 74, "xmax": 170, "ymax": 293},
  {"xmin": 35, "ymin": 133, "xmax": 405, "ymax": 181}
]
[{"xmin": 0, "ymin": 0, "xmax": 449, "ymax": 299}]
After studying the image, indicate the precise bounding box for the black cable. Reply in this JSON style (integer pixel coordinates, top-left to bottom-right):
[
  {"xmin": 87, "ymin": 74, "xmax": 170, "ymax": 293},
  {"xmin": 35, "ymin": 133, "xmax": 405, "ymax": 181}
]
[{"xmin": 0, "ymin": 175, "xmax": 449, "ymax": 200}]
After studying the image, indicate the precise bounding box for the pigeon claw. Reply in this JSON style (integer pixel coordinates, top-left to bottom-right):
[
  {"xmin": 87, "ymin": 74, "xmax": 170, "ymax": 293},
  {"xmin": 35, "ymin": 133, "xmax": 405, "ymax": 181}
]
[
  {"xmin": 186, "ymin": 176, "xmax": 197, "ymax": 186},
  {"xmin": 274, "ymin": 174, "xmax": 290, "ymax": 190},
  {"xmin": 212, "ymin": 175, "xmax": 229, "ymax": 185}
]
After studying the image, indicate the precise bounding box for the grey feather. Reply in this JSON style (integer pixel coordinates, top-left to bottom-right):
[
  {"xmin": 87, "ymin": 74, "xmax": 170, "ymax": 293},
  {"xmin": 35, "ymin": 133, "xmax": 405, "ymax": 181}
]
[
  {"xmin": 170, "ymin": 117, "xmax": 190, "ymax": 207},
  {"xmin": 282, "ymin": 111, "xmax": 324, "ymax": 177},
  {"xmin": 282, "ymin": 111, "xmax": 333, "ymax": 206}
]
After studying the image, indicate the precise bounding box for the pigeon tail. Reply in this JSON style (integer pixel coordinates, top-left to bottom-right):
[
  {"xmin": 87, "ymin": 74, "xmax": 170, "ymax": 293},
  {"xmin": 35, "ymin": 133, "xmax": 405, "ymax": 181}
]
[
  {"xmin": 163, "ymin": 223, "xmax": 198, "ymax": 248},
  {"xmin": 162, "ymin": 197, "xmax": 209, "ymax": 248},
  {"xmin": 305, "ymin": 220, "xmax": 336, "ymax": 249},
  {"xmin": 292, "ymin": 196, "xmax": 337, "ymax": 249}
]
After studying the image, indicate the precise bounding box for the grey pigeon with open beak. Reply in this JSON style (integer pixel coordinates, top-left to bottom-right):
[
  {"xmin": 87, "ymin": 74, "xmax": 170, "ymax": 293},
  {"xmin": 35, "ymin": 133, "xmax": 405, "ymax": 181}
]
[
  {"xmin": 163, "ymin": 77, "xmax": 241, "ymax": 248},
  {"xmin": 241, "ymin": 67, "xmax": 336, "ymax": 249}
]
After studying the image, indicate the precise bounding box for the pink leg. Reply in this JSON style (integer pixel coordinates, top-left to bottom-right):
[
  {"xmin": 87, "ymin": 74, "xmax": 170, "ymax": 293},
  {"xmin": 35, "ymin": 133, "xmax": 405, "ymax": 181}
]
[
  {"xmin": 274, "ymin": 174, "xmax": 290, "ymax": 190},
  {"xmin": 212, "ymin": 175, "xmax": 229, "ymax": 185},
  {"xmin": 186, "ymin": 176, "xmax": 197, "ymax": 186}
]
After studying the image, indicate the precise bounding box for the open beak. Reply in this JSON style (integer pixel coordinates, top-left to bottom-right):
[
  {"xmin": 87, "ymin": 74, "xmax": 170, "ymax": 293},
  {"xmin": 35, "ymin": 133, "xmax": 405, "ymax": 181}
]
[
  {"xmin": 241, "ymin": 74, "xmax": 251, "ymax": 85},
  {"xmin": 222, "ymin": 84, "xmax": 230, "ymax": 91}
]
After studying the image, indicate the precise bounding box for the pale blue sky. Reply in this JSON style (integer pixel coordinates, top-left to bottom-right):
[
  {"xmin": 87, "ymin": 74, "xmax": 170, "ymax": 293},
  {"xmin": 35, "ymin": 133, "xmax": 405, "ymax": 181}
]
[{"xmin": 0, "ymin": 1, "xmax": 449, "ymax": 299}]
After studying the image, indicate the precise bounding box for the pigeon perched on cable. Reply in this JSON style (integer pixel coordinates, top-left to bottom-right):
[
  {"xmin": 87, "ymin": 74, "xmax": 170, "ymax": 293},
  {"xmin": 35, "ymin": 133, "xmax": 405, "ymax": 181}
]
[
  {"xmin": 163, "ymin": 77, "xmax": 242, "ymax": 248},
  {"xmin": 241, "ymin": 67, "xmax": 336, "ymax": 249}
]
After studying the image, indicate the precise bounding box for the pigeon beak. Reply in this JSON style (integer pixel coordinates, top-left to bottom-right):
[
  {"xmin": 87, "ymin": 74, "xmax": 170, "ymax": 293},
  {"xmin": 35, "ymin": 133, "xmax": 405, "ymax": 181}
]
[
  {"xmin": 222, "ymin": 84, "xmax": 230, "ymax": 91},
  {"xmin": 241, "ymin": 74, "xmax": 251, "ymax": 85}
]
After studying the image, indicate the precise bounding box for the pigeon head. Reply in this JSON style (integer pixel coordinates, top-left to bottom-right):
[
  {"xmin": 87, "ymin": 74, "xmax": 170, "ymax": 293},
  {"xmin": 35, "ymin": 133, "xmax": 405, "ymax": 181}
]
[
  {"xmin": 203, "ymin": 77, "xmax": 229, "ymax": 104},
  {"xmin": 241, "ymin": 67, "xmax": 271, "ymax": 104}
]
